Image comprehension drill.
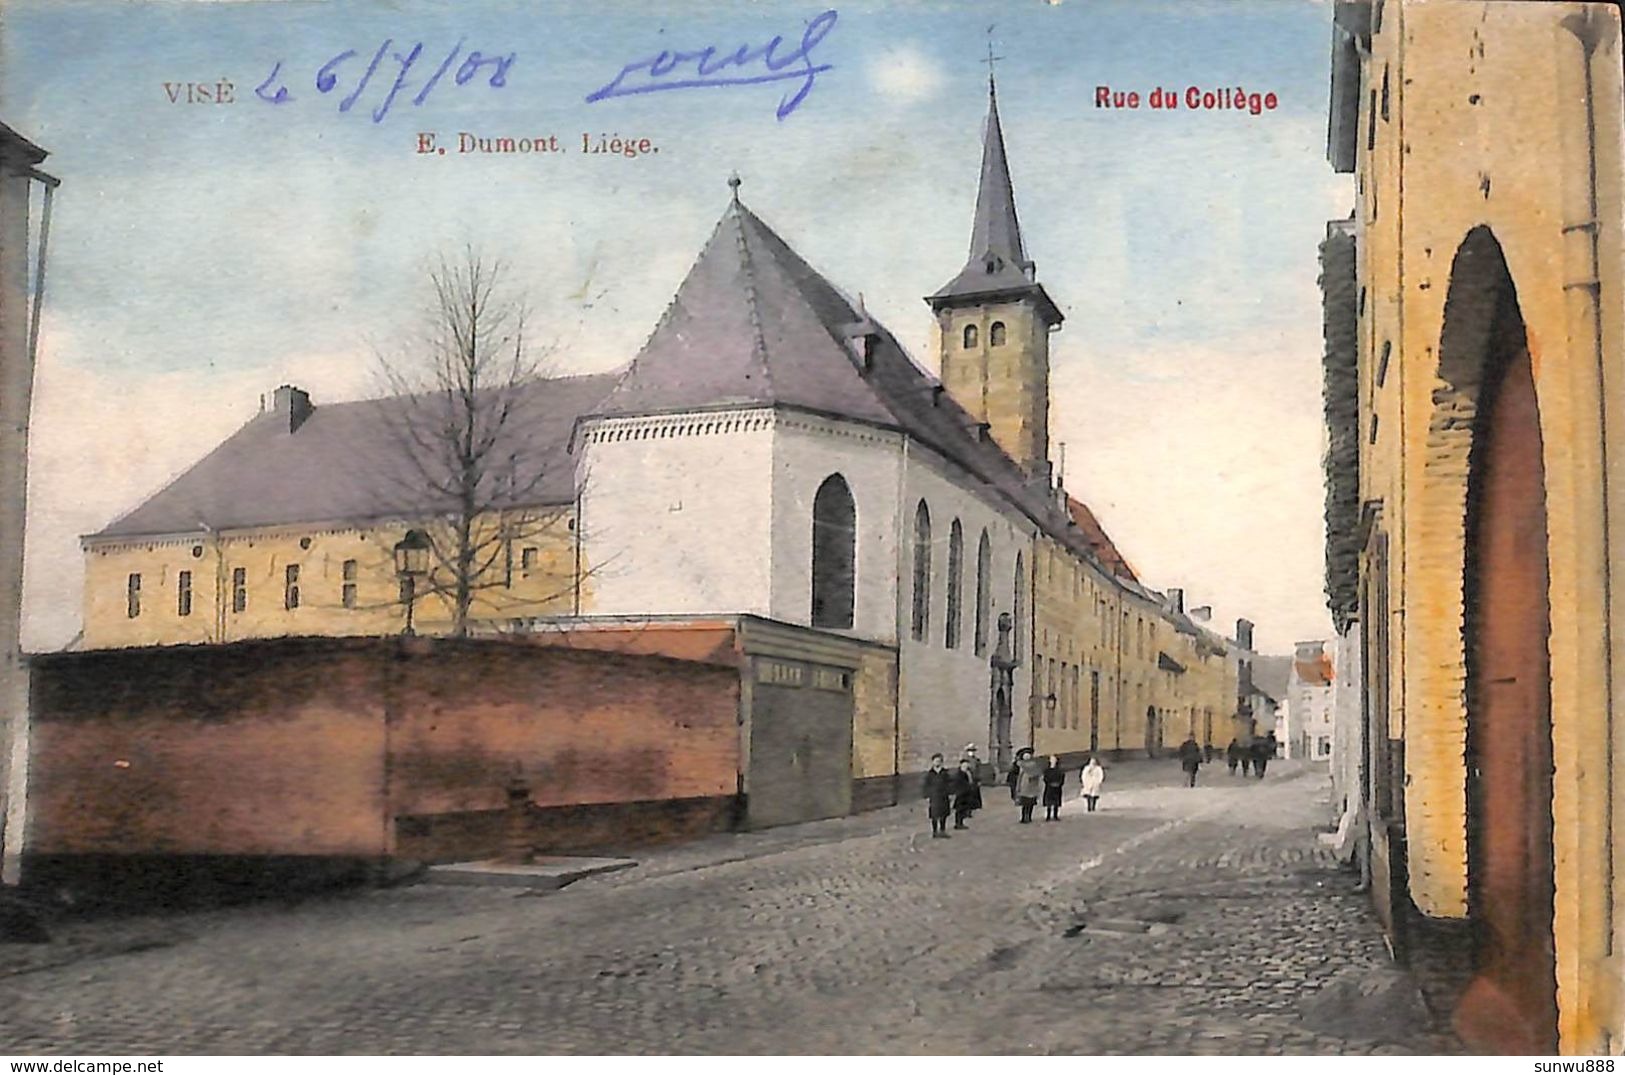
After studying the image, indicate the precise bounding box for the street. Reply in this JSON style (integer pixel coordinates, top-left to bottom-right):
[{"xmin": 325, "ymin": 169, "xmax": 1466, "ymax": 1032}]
[{"xmin": 0, "ymin": 761, "xmax": 1461, "ymax": 1055}]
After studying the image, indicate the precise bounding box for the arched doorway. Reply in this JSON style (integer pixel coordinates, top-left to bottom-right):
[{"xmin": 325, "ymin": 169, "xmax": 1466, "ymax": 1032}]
[{"xmin": 1445, "ymin": 228, "xmax": 1557, "ymax": 1054}]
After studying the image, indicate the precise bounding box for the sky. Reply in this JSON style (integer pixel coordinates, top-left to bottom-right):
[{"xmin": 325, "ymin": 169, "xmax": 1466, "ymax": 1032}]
[{"xmin": 2, "ymin": 0, "xmax": 1351, "ymax": 654}]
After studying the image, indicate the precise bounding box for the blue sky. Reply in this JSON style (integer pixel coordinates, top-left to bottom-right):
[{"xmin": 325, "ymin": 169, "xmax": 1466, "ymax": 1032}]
[{"xmin": 4, "ymin": 0, "xmax": 1350, "ymax": 652}]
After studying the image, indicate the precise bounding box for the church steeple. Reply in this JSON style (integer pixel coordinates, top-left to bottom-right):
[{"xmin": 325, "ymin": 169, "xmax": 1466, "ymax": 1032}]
[{"xmin": 927, "ymin": 77, "xmax": 1062, "ymax": 477}]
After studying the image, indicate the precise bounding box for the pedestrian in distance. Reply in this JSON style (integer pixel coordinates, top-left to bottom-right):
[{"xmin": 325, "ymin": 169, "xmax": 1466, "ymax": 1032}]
[
  {"xmin": 959, "ymin": 744, "xmax": 984, "ymax": 816},
  {"xmin": 1226, "ymin": 738, "xmax": 1242, "ymax": 776},
  {"xmin": 951, "ymin": 757, "xmax": 979, "ymax": 830},
  {"xmin": 1178, "ymin": 734, "xmax": 1203, "ymax": 787},
  {"xmin": 1013, "ymin": 748, "xmax": 1044, "ymax": 823},
  {"xmin": 1240, "ymin": 742, "xmax": 1253, "ymax": 777},
  {"xmin": 1006, "ymin": 750, "xmax": 1022, "ymax": 803},
  {"xmin": 1252, "ymin": 736, "xmax": 1271, "ymax": 779},
  {"xmin": 1041, "ymin": 754, "xmax": 1066, "ymax": 821},
  {"xmin": 1079, "ymin": 755, "xmax": 1105, "ymax": 811},
  {"xmin": 923, "ymin": 753, "xmax": 954, "ymax": 838}
]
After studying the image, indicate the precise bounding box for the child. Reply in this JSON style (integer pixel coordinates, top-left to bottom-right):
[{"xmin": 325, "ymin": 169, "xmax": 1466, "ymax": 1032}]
[
  {"xmin": 1079, "ymin": 756, "xmax": 1105, "ymax": 811},
  {"xmin": 1041, "ymin": 754, "xmax": 1066, "ymax": 821},
  {"xmin": 922, "ymin": 753, "xmax": 954, "ymax": 838},
  {"xmin": 951, "ymin": 758, "xmax": 979, "ymax": 829}
]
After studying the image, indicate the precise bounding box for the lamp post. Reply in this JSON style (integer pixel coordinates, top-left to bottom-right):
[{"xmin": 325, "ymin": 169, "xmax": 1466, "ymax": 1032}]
[{"xmin": 393, "ymin": 529, "xmax": 431, "ymax": 636}]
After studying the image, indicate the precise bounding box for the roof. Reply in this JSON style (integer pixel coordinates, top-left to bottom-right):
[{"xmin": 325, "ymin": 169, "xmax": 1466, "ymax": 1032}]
[
  {"xmin": 90, "ymin": 372, "xmax": 618, "ymax": 540},
  {"xmin": 0, "ymin": 119, "xmax": 47, "ymax": 167},
  {"xmin": 1066, "ymin": 496, "xmax": 1137, "ymax": 581},
  {"xmin": 1252, "ymin": 655, "xmax": 1293, "ymax": 700},
  {"xmin": 583, "ymin": 194, "xmax": 1116, "ymax": 574},
  {"xmin": 925, "ymin": 85, "xmax": 1062, "ymax": 324},
  {"xmin": 1157, "ymin": 651, "xmax": 1186, "ymax": 674},
  {"xmin": 1294, "ymin": 652, "xmax": 1335, "ymax": 687}
]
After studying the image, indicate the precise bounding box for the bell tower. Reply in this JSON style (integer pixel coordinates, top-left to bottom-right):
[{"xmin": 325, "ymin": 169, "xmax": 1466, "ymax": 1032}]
[{"xmin": 926, "ymin": 76, "xmax": 1063, "ymax": 477}]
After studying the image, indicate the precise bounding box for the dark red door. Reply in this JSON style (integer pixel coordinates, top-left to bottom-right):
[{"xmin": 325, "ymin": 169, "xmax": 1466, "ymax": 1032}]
[{"xmin": 1454, "ymin": 338, "xmax": 1558, "ymax": 1054}]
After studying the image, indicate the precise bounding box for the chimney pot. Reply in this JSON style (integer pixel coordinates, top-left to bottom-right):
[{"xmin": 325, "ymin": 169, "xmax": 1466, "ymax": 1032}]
[{"xmin": 1167, "ymin": 588, "xmax": 1184, "ymax": 614}]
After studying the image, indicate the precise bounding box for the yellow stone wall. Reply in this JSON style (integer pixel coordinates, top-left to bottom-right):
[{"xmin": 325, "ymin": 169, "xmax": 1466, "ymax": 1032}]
[
  {"xmin": 1031, "ymin": 536, "xmax": 1119, "ymax": 758},
  {"xmin": 936, "ymin": 300, "xmax": 1051, "ymax": 471},
  {"xmin": 851, "ymin": 647, "xmax": 900, "ymax": 779},
  {"xmin": 82, "ymin": 510, "xmax": 581, "ymax": 649},
  {"xmin": 1355, "ymin": 0, "xmax": 1625, "ymax": 1050}
]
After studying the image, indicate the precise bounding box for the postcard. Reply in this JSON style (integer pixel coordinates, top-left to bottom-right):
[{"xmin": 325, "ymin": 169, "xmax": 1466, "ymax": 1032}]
[{"xmin": 0, "ymin": 0, "xmax": 1621, "ymax": 1059}]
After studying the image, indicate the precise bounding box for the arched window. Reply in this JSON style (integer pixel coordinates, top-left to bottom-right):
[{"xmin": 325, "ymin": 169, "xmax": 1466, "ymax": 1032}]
[
  {"xmin": 911, "ymin": 500, "xmax": 932, "ymax": 641},
  {"xmin": 990, "ymin": 321, "xmax": 1007, "ymax": 347},
  {"xmin": 962, "ymin": 323, "xmax": 979, "ymax": 350},
  {"xmin": 1012, "ymin": 551, "xmax": 1026, "ymax": 659},
  {"xmin": 973, "ymin": 530, "xmax": 992, "ymax": 655},
  {"xmin": 945, "ymin": 520, "xmax": 964, "ymax": 648},
  {"xmin": 811, "ymin": 474, "xmax": 856, "ymax": 629}
]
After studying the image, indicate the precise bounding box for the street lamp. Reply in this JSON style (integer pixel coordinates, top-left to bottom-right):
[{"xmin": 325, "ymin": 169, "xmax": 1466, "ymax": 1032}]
[{"xmin": 393, "ymin": 528, "xmax": 431, "ymax": 636}]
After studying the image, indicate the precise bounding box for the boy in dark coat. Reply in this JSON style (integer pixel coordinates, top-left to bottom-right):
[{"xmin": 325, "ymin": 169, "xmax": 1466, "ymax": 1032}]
[
  {"xmin": 1251, "ymin": 737, "xmax": 1271, "ymax": 779},
  {"xmin": 923, "ymin": 753, "xmax": 954, "ymax": 838},
  {"xmin": 1041, "ymin": 755, "xmax": 1067, "ymax": 821},
  {"xmin": 951, "ymin": 758, "xmax": 978, "ymax": 829},
  {"xmin": 1226, "ymin": 739, "xmax": 1242, "ymax": 775}
]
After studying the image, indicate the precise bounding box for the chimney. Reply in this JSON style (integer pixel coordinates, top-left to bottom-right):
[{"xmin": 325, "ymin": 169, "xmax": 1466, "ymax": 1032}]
[
  {"xmin": 1236, "ymin": 618, "xmax": 1255, "ymax": 651},
  {"xmin": 272, "ymin": 385, "xmax": 314, "ymax": 433},
  {"xmin": 1191, "ymin": 605, "xmax": 1212, "ymax": 623},
  {"xmin": 1166, "ymin": 588, "xmax": 1184, "ymax": 615}
]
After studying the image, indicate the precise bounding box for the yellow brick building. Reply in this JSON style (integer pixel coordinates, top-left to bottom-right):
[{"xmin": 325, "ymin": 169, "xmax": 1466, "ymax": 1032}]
[{"xmin": 1326, "ymin": 0, "xmax": 1625, "ymax": 1053}]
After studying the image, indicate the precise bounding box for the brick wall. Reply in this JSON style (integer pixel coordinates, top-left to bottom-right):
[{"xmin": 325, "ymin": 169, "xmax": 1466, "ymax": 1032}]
[{"xmin": 25, "ymin": 637, "xmax": 742, "ymax": 882}]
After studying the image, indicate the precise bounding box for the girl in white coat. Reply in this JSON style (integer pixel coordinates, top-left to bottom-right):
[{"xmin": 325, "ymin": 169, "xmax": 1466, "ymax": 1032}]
[{"xmin": 1079, "ymin": 756, "xmax": 1105, "ymax": 812}]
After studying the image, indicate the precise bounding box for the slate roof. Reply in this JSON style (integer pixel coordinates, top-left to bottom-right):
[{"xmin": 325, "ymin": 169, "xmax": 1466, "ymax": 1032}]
[
  {"xmin": 926, "ymin": 85, "xmax": 1062, "ymax": 324},
  {"xmin": 89, "ymin": 372, "xmax": 618, "ymax": 540},
  {"xmin": 583, "ymin": 193, "xmax": 1118, "ymax": 574}
]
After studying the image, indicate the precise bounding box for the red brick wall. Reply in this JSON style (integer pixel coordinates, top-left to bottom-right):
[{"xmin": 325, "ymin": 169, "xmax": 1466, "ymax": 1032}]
[
  {"xmin": 26, "ymin": 638, "xmax": 742, "ymax": 863},
  {"xmin": 29, "ymin": 643, "xmax": 388, "ymax": 856}
]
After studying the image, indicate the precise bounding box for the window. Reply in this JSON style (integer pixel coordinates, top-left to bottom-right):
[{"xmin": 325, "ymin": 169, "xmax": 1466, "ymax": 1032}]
[
  {"xmin": 1380, "ymin": 64, "xmax": 1390, "ymax": 122},
  {"xmin": 342, "ymin": 559, "xmax": 358, "ymax": 609},
  {"xmin": 232, "ymin": 567, "xmax": 247, "ymax": 613},
  {"xmin": 973, "ymin": 530, "xmax": 992, "ymax": 655},
  {"xmin": 945, "ymin": 519, "xmax": 964, "ymax": 649},
  {"xmin": 990, "ymin": 321, "xmax": 1007, "ymax": 347},
  {"xmin": 1047, "ymin": 658, "xmax": 1057, "ymax": 728},
  {"xmin": 126, "ymin": 573, "xmax": 141, "ymax": 619},
  {"xmin": 284, "ymin": 564, "xmax": 301, "ymax": 610},
  {"xmin": 962, "ymin": 323, "xmax": 978, "ymax": 350},
  {"xmin": 1012, "ymin": 552, "xmax": 1025, "ymax": 659},
  {"xmin": 521, "ymin": 547, "xmax": 539, "ymax": 574},
  {"xmin": 811, "ymin": 474, "xmax": 856, "ymax": 629},
  {"xmin": 1367, "ymin": 89, "xmax": 1376, "ymax": 151},
  {"xmin": 1072, "ymin": 665, "xmax": 1081, "ymax": 729},
  {"xmin": 910, "ymin": 500, "xmax": 932, "ymax": 641},
  {"xmin": 177, "ymin": 570, "xmax": 192, "ymax": 617}
]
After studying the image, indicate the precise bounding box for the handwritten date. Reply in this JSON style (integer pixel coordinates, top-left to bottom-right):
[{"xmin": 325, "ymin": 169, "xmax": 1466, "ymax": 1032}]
[{"xmin": 255, "ymin": 39, "xmax": 515, "ymax": 124}]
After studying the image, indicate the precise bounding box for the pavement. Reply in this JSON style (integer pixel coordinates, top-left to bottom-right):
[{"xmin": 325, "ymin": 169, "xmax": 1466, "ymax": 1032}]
[{"xmin": 0, "ymin": 758, "xmax": 1463, "ymax": 1055}]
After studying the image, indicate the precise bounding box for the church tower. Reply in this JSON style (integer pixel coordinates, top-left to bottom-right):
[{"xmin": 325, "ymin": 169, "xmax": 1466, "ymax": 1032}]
[{"xmin": 927, "ymin": 78, "xmax": 1063, "ymax": 478}]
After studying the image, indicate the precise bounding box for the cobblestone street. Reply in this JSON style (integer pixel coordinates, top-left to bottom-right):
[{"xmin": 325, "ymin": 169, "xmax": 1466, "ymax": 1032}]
[{"xmin": 1, "ymin": 761, "xmax": 1462, "ymax": 1055}]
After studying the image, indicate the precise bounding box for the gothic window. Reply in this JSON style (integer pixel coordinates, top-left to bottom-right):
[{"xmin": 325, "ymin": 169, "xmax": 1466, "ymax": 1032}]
[
  {"xmin": 177, "ymin": 570, "xmax": 192, "ymax": 617},
  {"xmin": 1013, "ymin": 552, "xmax": 1025, "ymax": 659},
  {"xmin": 911, "ymin": 500, "xmax": 932, "ymax": 641},
  {"xmin": 285, "ymin": 563, "xmax": 301, "ymax": 610},
  {"xmin": 990, "ymin": 321, "xmax": 1007, "ymax": 347},
  {"xmin": 521, "ymin": 547, "xmax": 539, "ymax": 573},
  {"xmin": 811, "ymin": 474, "xmax": 856, "ymax": 629},
  {"xmin": 342, "ymin": 559, "xmax": 358, "ymax": 609},
  {"xmin": 126, "ymin": 573, "xmax": 141, "ymax": 619},
  {"xmin": 945, "ymin": 519, "xmax": 964, "ymax": 649},
  {"xmin": 231, "ymin": 567, "xmax": 247, "ymax": 613},
  {"xmin": 974, "ymin": 530, "xmax": 992, "ymax": 655},
  {"xmin": 962, "ymin": 324, "xmax": 979, "ymax": 350}
]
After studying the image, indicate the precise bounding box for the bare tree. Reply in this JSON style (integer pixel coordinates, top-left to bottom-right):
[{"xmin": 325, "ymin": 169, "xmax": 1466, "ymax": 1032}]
[{"xmin": 371, "ymin": 246, "xmax": 577, "ymax": 637}]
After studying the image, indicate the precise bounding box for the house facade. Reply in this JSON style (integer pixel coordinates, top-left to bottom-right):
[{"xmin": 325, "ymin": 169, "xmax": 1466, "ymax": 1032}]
[{"xmin": 1323, "ymin": 0, "xmax": 1625, "ymax": 1053}]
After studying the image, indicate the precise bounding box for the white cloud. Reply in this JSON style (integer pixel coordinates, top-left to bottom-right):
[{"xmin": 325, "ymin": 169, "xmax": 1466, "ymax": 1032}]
[{"xmin": 868, "ymin": 44, "xmax": 946, "ymax": 104}]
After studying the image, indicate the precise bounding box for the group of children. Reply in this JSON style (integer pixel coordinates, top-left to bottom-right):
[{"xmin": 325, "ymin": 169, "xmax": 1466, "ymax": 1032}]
[{"xmin": 921, "ymin": 746, "xmax": 1106, "ymax": 838}]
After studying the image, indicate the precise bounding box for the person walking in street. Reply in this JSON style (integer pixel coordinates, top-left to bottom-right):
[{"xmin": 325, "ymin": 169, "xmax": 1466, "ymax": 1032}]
[
  {"xmin": 1251, "ymin": 736, "xmax": 1272, "ymax": 779},
  {"xmin": 951, "ymin": 757, "xmax": 979, "ymax": 830},
  {"xmin": 959, "ymin": 744, "xmax": 984, "ymax": 817},
  {"xmin": 1079, "ymin": 755, "xmax": 1105, "ymax": 811},
  {"xmin": 1041, "ymin": 754, "xmax": 1066, "ymax": 821},
  {"xmin": 1226, "ymin": 738, "xmax": 1242, "ymax": 776},
  {"xmin": 1178, "ymin": 734, "xmax": 1203, "ymax": 787},
  {"xmin": 1013, "ymin": 748, "xmax": 1044, "ymax": 823},
  {"xmin": 923, "ymin": 753, "xmax": 954, "ymax": 838},
  {"xmin": 1239, "ymin": 741, "xmax": 1253, "ymax": 777}
]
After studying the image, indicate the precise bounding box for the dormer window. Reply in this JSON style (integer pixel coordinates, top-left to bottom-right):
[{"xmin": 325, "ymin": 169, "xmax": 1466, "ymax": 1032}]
[
  {"xmin": 962, "ymin": 324, "xmax": 979, "ymax": 349},
  {"xmin": 985, "ymin": 255, "xmax": 1002, "ymax": 274}
]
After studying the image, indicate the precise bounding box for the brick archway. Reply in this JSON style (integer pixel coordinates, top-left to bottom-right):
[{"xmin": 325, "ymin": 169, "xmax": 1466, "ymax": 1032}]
[{"xmin": 1416, "ymin": 226, "xmax": 1558, "ymax": 1052}]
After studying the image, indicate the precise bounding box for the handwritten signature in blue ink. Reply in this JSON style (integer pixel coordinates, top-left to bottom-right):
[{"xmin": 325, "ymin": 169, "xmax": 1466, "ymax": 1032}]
[
  {"xmin": 255, "ymin": 39, "xmax": 516, "ymax": 124},
  {"xmin": 585, "ymin": 10, "xmax": 837, "ymax": 120}
]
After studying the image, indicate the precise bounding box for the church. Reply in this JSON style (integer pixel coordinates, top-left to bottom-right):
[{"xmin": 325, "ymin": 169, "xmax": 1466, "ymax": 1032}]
[{"xmin": 77, "ymin": 80, "xmax": 1251, "ymax": 787}]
